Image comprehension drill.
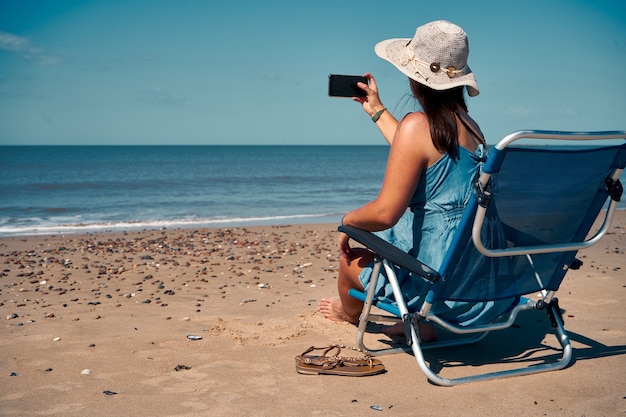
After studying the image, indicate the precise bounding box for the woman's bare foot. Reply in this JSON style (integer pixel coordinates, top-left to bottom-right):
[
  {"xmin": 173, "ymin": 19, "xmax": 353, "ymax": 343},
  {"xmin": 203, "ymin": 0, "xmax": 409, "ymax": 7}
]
[
  {"xmin": 382, "ymin": 322, "xmax": 437, "ymax": 342},
  {"xmin": 318, "ymin": 297, "xmax": 356, "ymax": 324}
]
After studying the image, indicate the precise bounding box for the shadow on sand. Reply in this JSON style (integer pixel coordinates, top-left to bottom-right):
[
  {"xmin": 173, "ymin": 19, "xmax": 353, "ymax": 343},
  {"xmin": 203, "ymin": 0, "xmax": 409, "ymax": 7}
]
[{"xmin": 364, "ymin": 308, "xmax": 626, "ymax": 380}]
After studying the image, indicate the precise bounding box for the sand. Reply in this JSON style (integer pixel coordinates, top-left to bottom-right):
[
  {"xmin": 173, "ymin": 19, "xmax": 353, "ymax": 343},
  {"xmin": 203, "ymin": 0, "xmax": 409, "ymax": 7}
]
[{"xmin": 1, "ymin": 212, "xmax": 625, "ymax": 417}]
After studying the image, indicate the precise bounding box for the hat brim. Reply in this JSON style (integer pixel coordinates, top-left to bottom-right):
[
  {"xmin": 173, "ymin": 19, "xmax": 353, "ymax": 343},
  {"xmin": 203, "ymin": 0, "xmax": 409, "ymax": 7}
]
[{"xmin": 375, "ymin": 38, "xmax": 479, "ymax": 97}]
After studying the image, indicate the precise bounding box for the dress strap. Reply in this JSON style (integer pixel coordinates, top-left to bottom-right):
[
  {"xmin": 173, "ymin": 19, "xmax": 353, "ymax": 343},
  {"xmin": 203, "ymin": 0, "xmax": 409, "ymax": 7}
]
[{"xmin": 455, "ymin": 108, "xmax": 486, "ymax": 146}]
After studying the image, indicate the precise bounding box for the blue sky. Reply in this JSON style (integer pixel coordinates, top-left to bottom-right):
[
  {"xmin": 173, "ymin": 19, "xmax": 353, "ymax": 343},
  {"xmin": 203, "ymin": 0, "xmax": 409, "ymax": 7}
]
[{"xmin": 0, "ymin": 0, "xmax": 624, "ymax": 145}]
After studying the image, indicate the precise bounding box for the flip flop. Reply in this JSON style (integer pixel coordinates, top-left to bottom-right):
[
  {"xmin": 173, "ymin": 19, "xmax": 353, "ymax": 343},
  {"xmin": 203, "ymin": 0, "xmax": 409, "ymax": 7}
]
[{"xmin": 295, "ymin": 345, "xmax": 385, "ymax": 377}]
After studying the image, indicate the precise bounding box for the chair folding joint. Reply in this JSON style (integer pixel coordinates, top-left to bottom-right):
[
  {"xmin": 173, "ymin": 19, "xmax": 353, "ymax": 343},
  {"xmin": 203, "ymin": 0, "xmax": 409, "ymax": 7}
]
[
  {"xmin": 473, "ymin": 179, "xmax": 492, "ymax": 208},
  {"xmin": 403, "ymin": 312, "xmax": 426, "ymax": 346},
  {"xmin": 536, "ymin": 298, "xmax": 564, "ymax": 328},
  {"xmin": 605, "ymin": 177, "xmax": 623, "ymax": 202},
  {"xmin": 569, "ymin": 258, "xmax": 583, "ymax": 270}
]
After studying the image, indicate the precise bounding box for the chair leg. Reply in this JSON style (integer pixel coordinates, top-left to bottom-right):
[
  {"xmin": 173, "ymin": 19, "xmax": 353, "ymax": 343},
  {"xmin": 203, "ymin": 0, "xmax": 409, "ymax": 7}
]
[
  {"xmin": 410, "ymin": 303, "xmax": 573, "ymax": 386},
  {"xmin": 353, "ymin": 261, "xmax": 573, "ymax": 385},
  {"xmin": 355, "ymin": 260, "xmax": 408, "ymax": 355}
]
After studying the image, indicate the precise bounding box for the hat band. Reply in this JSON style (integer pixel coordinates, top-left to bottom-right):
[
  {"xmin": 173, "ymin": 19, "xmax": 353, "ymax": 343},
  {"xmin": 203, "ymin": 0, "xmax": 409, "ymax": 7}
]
[{"xmin": 400, "ymin": 45, "xmax": 464, "ymax": 80}]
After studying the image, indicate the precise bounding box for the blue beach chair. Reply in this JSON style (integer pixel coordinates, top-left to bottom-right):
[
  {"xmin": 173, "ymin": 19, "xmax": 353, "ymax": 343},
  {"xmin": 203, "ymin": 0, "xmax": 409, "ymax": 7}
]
[{"xmin": 340, "ymin": 130, "xmax": 626, "ymax": 386}]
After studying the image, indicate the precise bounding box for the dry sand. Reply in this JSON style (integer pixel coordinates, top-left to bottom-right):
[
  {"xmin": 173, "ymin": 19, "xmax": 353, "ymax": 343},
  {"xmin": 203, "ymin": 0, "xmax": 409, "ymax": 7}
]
[{"xmin": 1, "ymin": 212, "xmax": 625, "ymax": 417}]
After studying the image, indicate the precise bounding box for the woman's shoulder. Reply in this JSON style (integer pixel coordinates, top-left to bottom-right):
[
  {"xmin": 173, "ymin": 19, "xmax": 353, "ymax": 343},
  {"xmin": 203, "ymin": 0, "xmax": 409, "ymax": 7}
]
[
  {"xmin": 396, "ymin": 112, "xmax": 433, "ymax": 146},
  {"xmin": 393, "ymin": 111, "xmax": 440, "ymax": 164},
  {"xmin": 399, "ymin": 111, "xmax": 428, "ymax": 125},
  {"xmin": 396, "ymin": 112, "xmax": 430, "ymax": 140}
]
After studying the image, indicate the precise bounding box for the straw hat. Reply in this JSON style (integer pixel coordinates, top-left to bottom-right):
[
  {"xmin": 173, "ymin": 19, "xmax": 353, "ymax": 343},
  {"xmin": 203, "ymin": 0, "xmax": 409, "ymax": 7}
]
[{"xmin": 375, "ymin": 20, "xmax": 479, "ymax": 96}]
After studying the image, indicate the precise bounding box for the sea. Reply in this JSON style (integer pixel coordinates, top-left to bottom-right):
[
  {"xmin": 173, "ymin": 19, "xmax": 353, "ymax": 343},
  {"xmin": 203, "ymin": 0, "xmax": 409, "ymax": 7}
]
[
  {"xmin": 2, "ymin": 145, "xmax": 624, "ymax": 237},
  {"xmin": 0, "ymin": 146, "xmax": 390, "ymax": 237}
]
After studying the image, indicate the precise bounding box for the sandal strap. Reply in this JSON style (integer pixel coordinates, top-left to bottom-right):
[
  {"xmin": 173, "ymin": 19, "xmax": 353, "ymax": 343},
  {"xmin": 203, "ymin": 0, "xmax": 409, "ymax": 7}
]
[
  {"xmin": 299, "ymin": 344, "xmax": 342, "ymax": 358},
  {"xmin": 298, "ymin": 344, "xmax": 378, "ymax": 370}
]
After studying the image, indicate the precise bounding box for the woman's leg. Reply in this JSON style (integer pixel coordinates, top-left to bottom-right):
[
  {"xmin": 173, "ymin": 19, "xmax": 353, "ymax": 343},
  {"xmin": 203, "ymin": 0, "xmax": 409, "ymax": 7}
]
[
  {"xmin": 319, "ymin": 248, "xmax": 374, "ymax": 323},
  {"xmin": 319, "ymin": 247, "xmax": 438, "ymax": 341}
]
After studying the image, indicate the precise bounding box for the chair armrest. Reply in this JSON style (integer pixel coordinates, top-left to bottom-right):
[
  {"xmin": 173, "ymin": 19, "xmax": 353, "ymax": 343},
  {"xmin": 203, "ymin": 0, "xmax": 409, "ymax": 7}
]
[{"xmin": 338, "ymin": 225, "xmax": 440, "ymax": 283}]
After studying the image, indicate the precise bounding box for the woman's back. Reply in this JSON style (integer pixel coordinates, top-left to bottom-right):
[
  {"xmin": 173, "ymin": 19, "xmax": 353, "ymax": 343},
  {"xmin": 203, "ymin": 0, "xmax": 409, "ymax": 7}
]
[
  {"xmin": 411, "ymin": 109, "xmax": 486, "ymax": 270},
  {"xmin": 410, "ymin": 143, "xmax": 486, "ymax": 271}
]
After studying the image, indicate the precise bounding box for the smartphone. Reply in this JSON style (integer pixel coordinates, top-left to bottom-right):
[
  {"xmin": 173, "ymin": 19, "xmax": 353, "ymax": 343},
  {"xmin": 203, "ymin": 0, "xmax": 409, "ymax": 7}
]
[{"xmin": 328, "ymin": 74, "xmax": 368, "ymax": 98}]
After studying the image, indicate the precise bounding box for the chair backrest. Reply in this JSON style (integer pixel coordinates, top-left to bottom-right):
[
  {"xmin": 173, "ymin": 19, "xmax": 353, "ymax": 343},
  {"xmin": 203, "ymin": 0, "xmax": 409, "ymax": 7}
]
[{"xmin": 428, "ymin": 131, "xmax": 626, "ymax": 304}]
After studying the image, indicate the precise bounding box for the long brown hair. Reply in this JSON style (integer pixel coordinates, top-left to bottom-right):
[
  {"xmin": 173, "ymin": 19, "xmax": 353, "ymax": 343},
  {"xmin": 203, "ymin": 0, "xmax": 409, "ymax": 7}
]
[{"xmin": 410, "ymin": 79, "xmax": 467, "ymax": 161}]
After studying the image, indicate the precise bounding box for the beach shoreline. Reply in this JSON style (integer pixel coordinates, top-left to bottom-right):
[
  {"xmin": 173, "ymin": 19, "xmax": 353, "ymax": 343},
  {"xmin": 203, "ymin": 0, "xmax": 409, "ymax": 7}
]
[{"xmin": 1, "ymin": 213, "xmax": 624, "ymax": 416}]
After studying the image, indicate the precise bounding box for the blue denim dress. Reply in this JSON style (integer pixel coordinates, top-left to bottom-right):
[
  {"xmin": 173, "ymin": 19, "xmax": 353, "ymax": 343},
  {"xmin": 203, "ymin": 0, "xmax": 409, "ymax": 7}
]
[{"xmin": 359, "ymin": 143, "xmax": 508, "ymax": 325}]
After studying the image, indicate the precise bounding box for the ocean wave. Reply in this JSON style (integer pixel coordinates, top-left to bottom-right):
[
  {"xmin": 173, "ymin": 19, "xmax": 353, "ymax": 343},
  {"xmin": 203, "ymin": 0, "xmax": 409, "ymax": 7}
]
[{"xmin": 0, "ymin": 213, "xmax": 344, "ymax": 237}]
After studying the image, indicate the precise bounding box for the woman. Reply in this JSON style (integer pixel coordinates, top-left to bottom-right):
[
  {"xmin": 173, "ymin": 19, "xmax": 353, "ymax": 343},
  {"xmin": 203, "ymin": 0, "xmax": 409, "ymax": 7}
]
[{"xmin": 319, "ymin": 21, "xmax": 487, "ymax": 339}]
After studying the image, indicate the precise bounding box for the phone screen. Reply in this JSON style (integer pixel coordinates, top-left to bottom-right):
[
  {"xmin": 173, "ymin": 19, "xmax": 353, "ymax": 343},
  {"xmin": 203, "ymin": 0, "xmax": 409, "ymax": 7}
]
[{"xmin": 328, "ymin": 74, "xmax": 368, "ymax": 98}]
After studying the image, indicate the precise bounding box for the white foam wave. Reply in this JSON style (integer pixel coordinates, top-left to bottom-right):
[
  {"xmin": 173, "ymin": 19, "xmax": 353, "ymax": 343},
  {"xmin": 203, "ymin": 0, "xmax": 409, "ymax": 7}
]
[{"xmin": 0, "ymin": 213, "xmax": 343, "ymax": 237}]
